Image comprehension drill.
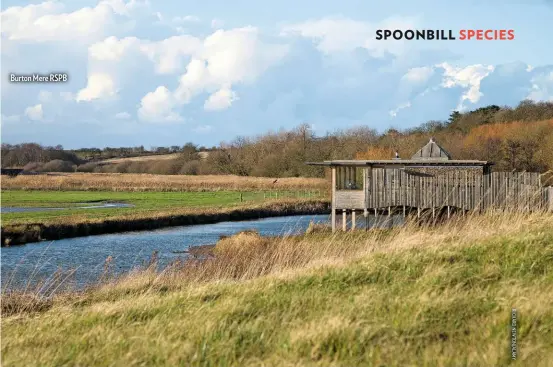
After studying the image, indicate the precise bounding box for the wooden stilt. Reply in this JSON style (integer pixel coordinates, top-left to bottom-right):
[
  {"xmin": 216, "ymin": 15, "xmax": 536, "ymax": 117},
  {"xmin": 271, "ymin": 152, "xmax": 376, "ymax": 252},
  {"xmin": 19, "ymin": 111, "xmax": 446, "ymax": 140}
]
[
  {"xmin": 351, "ymin": 210, "xmax": 356, "ymax": 231},
  {"xmin": 331, "ymin": 167, "xmax": 336, "ymax": 233},
  {"xmin": 447, "ymin": 205, "xmax": 451, "ymax": 219},
  {"xmin": 342, "ymin": 210, "xmax": 347, "ymax": 232},
  {"xmin": 364, "ymin": 209, "xmax": 368, "ymax": 231}
]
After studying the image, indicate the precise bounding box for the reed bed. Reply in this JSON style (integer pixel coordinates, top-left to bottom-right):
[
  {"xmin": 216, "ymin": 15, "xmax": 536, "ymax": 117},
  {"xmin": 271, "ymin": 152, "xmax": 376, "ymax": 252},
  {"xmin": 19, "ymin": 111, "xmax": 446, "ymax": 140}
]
[
  {"xmin": 2, "ymin": 173, "xmax": 329, "ymax": 192},
  {"xmin": 2, "ymin": 210, "xmax": 553, "ymax": 366}
]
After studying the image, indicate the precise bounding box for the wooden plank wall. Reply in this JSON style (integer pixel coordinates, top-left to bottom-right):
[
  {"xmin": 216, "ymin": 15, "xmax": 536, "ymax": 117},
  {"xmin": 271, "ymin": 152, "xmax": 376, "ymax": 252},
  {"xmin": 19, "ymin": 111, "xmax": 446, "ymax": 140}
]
[{"xmin": 361, "ymin": 169, "xmax": 548, "ymax": 211}]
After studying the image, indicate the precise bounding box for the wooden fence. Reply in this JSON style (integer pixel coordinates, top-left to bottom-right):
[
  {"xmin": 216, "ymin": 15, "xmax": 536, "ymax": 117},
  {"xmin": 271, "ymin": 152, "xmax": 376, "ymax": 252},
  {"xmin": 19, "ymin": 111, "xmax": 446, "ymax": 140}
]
[{"xmin": 335, "ymin": 169, "xmax": 552, "ymax": 212}]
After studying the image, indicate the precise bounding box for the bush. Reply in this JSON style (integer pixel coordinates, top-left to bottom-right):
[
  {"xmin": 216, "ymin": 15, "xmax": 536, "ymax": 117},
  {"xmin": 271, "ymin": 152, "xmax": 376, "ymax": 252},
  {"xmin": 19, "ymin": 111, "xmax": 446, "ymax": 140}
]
[
  {"xmin": 76, "ymin": 162, "xmax": 99, "ymax": 172},
  {"xmin": 22, "ymin": 162, "xmax": 43, "ymax": 172},
  {"xmin": 179, "ymin": 160, "xmax": 201, "ymax": 175},
  {"xmin": 40, "ymin": 160, "xmax": 76, "ymax": 172}
]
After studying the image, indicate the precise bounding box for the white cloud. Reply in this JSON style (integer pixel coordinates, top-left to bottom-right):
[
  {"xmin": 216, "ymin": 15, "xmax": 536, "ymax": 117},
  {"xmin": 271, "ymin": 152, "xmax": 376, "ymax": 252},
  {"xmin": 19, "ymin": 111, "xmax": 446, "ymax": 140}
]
[
  {"xmin": 204, "ymin": 86, "xmax": 239, "ymax": 111},
  {"xmin": 88, "ymin": 35, "xmax": 201, "ymax": 74},
  {"xmin": 139, "ymin": 36, "xmax": 202, "ymax": 74},
  {"xmin": 389, "ymin": 101, "xmax": 411, "ymax": 117},
  {"xmin": 402, "ymin": 66, "xmax": 434, "ymax": 84},
  {"xmin": 88, "ymin": 36, "xmax": 141, "ymax": 61},
  {"xmin": 0, "ymin": 0, "xmax": 147, "ymax": 43},
  {"xmin": 282, "ymin": 17, "xmax": 371, "ymax": 53},
  {"xmin": 25, "ymin": 104, "xmax": 44, "ymax": 121},
  {"xmin": 115, "ymin": 111, "xmax": 132, "ymax": 119},
  {"xmin": 173, "ymin": 15, "xmax": 200, "ymax": 23},
  {"xmin": 138, "ymin": 86, "xmax": 183, "ymax": 122},
  {"xmin": 281, "ymin": 16, "xmax": 418, "ymax": 56},
  {"xmin": 439, "ymin": 62, "xmax": 495, "ymax": 110},
  {"xmin": 76, "ymin": 73, "xmax": 117, "ymax": 101},
  {"xmin": 174, "ymin": 27, "xmax": 288, "ymax": 104},
  {"xmin": 81, "ymin": 26, "xmax": 287, "ymax": 110},
  {"xmin": 154, "ymin": 12, "xmax": 200, "ymax": 34},
  {"xmin": 527, "ymin": 71, "xmax": 553, "ymax": 102}
]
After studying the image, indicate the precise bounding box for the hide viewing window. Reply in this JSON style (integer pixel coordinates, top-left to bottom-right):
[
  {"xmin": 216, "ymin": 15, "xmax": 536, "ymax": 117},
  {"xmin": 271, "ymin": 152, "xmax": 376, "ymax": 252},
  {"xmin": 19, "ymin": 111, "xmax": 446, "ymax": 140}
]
[{"xmin": 335, "ymin": 166, "xmax": 363, "ymax": 190}]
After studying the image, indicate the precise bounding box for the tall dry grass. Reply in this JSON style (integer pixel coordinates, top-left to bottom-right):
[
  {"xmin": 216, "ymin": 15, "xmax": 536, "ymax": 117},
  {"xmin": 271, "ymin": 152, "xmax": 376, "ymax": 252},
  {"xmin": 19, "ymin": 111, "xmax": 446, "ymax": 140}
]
[
  {"xmin": 6, "ymin": 209, "xmax": 550, "ymax": 309},
  {"xmin": 3, "ymin": 210, "xmax": 553, "ymax": 366},
  {"xmin": 2, "ymin": 173, "xmax": 328, "ymax": 192},
  {"xmin": 109, "ymin": 209, "xmax": 553, "ymax": 288}
]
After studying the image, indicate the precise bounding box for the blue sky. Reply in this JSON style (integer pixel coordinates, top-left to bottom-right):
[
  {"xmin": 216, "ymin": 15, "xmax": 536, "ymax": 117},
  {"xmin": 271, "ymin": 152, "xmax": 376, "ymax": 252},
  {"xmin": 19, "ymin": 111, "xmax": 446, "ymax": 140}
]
[{"xmin": 1, "ymin": 0, "xmax": 552, "ymax": 149}]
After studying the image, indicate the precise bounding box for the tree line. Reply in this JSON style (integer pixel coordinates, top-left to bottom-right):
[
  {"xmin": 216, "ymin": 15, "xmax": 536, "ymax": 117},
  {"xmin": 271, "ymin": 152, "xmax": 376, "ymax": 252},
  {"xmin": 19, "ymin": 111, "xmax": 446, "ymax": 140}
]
[{"xmin": 2, "ymin": 100, "xmax": 553, "ymax": 177}]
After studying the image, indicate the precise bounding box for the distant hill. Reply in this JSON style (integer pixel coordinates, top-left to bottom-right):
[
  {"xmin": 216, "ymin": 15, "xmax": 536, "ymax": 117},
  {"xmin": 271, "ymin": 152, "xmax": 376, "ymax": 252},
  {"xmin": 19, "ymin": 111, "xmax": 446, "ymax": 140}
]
[{"xmin": 97, "ymin": 151, "xmax": 210, "ymax": 165}]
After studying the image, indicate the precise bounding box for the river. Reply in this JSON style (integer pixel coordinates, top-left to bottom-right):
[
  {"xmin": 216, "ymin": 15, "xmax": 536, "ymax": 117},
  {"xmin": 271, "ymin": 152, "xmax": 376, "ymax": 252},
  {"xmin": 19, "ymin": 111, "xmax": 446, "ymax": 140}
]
[
  {"xmin": 1, "ymin": 213, "xmax": 406, "ymax": 291},
  {"xmin": 1, "ymin": 215, "xmax": 330, "ymax": 290}
]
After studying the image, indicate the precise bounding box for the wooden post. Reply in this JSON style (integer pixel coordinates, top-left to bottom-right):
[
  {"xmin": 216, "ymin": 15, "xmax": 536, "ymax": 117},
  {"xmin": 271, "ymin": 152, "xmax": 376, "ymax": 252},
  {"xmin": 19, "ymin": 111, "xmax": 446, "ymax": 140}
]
[
  {"xmin": 364, "ymin": 208, "xmax": 368, "ymax": 231},
  {"xmin": 374, "ymin": 208, "xmax": 378, "ymax": 228},
  {"xmin": 403, "ymin": 205, "xmax": 406, "ymax": 218},
  {"xmin": 331, "ymin": 167, "xmax": 336, "ymax": 232},
  {"xmin": 365, "ymin": 166, "xmax": 373, "ymax": 219},
  {"xmin": 548, "ymin": 187, "xmax": 553, "ymax": 213},
  {"xmin": 447, "ymin": 205, "xmax": 451, "ymax": 219},
  {"xmin": 342, "ymin": 210, "xmax": 347, "ymax": 231},
  {"xmin": 351, "ymin": 210, "xmax": 356, "ymax": 231}
]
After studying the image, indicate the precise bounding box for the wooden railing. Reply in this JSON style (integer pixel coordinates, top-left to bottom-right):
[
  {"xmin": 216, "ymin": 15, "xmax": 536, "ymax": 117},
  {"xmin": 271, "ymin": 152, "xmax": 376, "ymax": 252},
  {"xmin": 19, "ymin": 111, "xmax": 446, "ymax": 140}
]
[{"xmin": 335, "ymin": 169, "xmax": 552, "ymax": 212}]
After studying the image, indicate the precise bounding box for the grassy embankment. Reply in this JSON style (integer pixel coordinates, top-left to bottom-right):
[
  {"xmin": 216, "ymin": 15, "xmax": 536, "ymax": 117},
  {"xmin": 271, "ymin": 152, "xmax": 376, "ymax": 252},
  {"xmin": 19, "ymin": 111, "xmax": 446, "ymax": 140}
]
[
  {"xmin": 1, "ymin": 173, "xmax": 330, "ymax": 246},
  {"xmin": 2, "ymin": 211, "xmax": 553, "ymax": 366}
]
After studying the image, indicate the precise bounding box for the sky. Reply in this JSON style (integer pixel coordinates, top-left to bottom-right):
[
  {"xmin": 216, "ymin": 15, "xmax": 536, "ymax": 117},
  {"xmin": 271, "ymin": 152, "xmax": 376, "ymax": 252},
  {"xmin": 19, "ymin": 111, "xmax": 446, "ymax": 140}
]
[{"xmin": 1, "ymin": 0, "xmax": 553, "ymax": 149}]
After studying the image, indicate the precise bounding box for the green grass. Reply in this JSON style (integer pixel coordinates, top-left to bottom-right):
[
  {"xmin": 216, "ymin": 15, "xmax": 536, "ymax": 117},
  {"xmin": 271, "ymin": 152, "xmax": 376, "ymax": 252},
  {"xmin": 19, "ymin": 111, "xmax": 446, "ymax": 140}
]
[
  {"xmin": 2, "ymin": 213, "xmax": 553, "ymax": 366},
  {"xmin": 1, "ymin": 190, "xmax": 319, "ymax": 225}
]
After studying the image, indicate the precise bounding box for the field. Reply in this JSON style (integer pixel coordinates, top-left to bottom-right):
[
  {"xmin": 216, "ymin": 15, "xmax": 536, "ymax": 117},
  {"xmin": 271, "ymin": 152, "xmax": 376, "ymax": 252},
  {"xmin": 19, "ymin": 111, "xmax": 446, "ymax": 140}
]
[
  {"xmin": 1, "ymin": 190, "xmax": 325, "ymax": 225},
  {"xmin": 2, "ymin": 212, "xmax": 553, "ymax": 366},
  {"xmin": 0, "ymin": 173, "xmax": 330, "ymax": 245},
  {"xmin": 1, "ymin": 173, "xmax": 328, "ymax": 192},
  {"xmin": 99, "ymin": 153, "xmax": 183, "ymax": 163}
]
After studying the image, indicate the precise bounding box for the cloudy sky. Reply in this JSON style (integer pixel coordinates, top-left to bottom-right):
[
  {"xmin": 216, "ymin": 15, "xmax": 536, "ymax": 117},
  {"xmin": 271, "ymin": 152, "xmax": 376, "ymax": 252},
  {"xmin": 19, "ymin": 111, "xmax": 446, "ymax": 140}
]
[{"xmin": 1, "ymin": 0, "xmax": 553, "ymax": 149}]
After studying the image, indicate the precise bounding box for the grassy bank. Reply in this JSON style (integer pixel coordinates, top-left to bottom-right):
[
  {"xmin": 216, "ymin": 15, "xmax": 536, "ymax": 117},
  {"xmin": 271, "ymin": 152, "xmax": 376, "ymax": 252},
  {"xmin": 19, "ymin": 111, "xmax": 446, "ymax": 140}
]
[
  {"xmin": 1, "ymin": 198, "xmax": 330, "ymax": 246},
  {"xmin": 1, "ymin": 173, "xmax": 329, "ymax": 192},
  {"xmin": 1, "ymin": 189, "xmax": 326, "ymax": 225},
  {"xmin": 2, "ymin": 212, "xmax": 553, "ymax": 366},
  {"xmin": 1, "ymin": 188, "xmax": 329, "ymax": 246}
]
